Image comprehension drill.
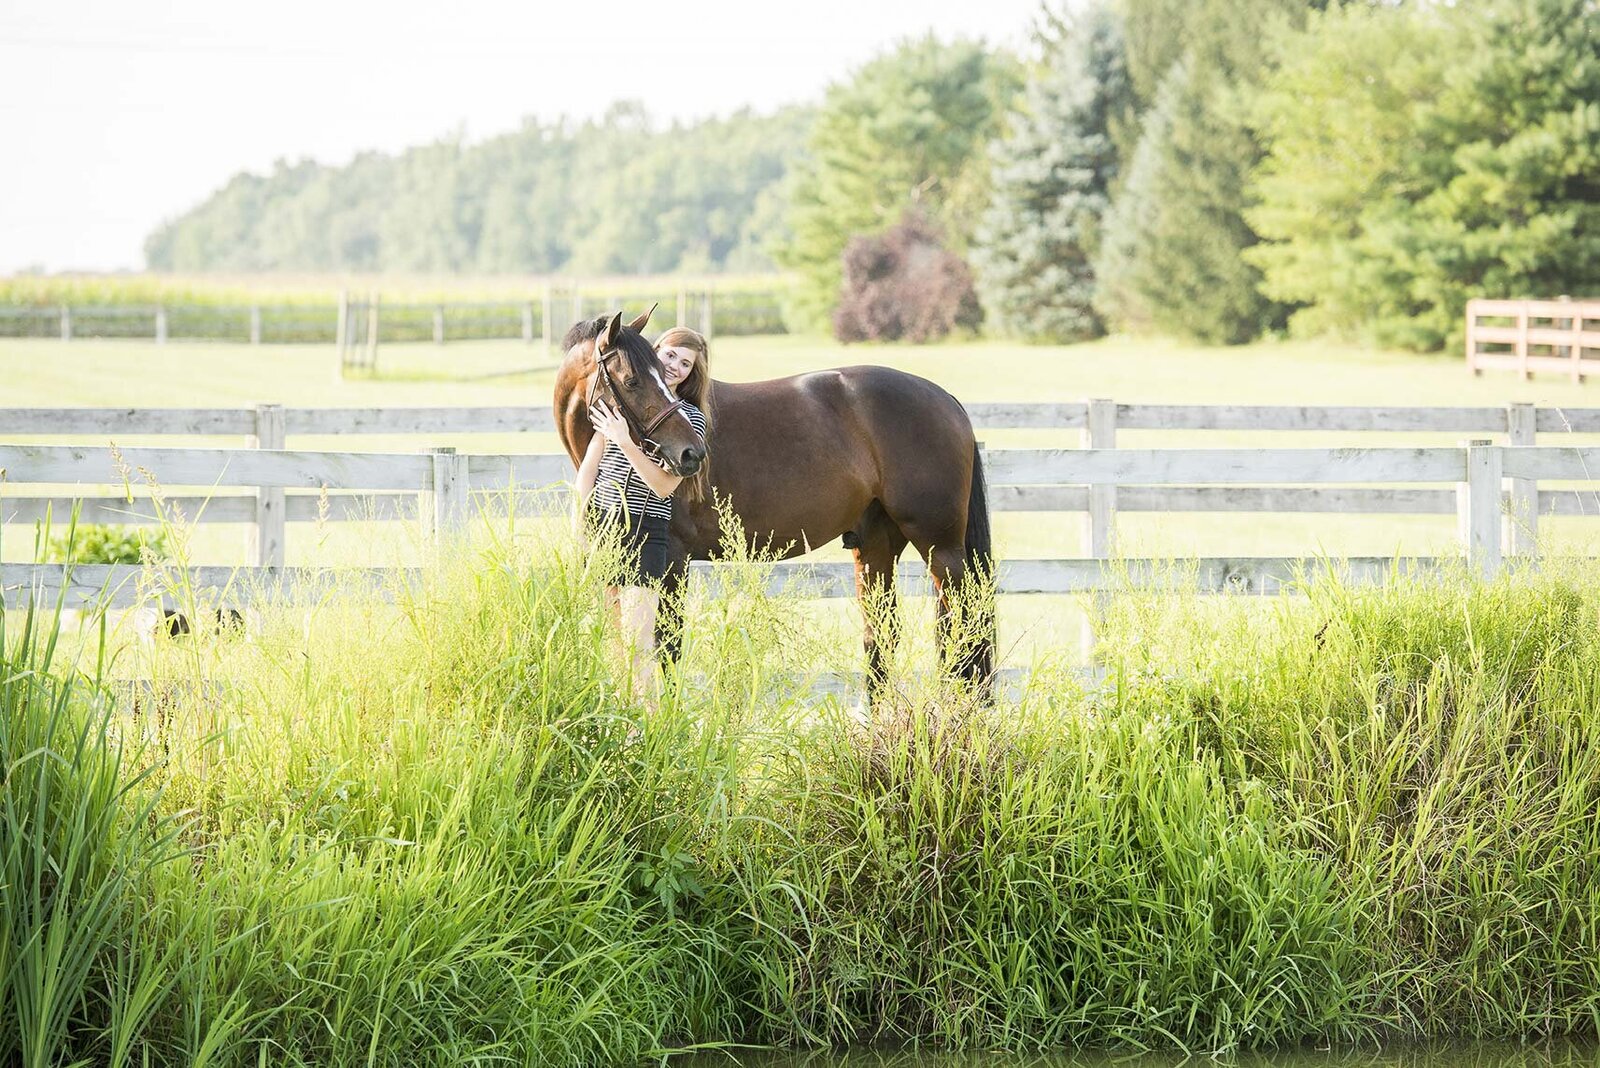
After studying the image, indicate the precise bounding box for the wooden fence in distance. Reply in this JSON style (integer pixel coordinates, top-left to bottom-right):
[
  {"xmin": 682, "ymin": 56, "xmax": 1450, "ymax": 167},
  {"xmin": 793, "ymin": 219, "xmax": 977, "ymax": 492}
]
[
  {"xmin": 1467, "ymin": 297, "xmax": 1600, "ymax": 382},
  {"xmin": 0, "ymin": 285, "xmax": 782, "ymax": 346}
]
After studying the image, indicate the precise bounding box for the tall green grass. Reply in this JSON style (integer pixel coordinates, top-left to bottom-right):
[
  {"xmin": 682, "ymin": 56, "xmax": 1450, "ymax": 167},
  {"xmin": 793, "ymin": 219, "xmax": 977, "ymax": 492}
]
[
  {"xmin": 1, "ymin": 594, "xmax": 190, "ymax": 1067},
  {"xmin": 7, "ymin": 516, "xmax": 1600, "ymax": 1064}
]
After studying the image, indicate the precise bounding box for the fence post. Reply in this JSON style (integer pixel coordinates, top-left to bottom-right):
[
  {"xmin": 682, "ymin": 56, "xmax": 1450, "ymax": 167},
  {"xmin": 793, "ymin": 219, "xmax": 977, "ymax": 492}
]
[
  {"xmin": 250, "ymin": 304, "xmax": 262, "ymax": 345},
  {"xmin": 423, "ymin": 446, "xmax": 470, "ymax": 547},
  {"xmin": 365, "ymin": 295, "xmax": 380, "ymax": 371},
  {"xmin": 1568, "ymin": 297, "xmax": 1586, "ymax": 384},
  {"xmin": 59, "ymin": 303, "xmax": 70, "ymax": 342},
  {"xmin": 335, "ymin": 291, "xmax": 349, "ymax": 381},
  {"xmin": 250, "ymin": 404, "xmax": 287, "ymax": 569},
  {"xmin": 1465, "ymin": 300, "xmax": 1479, "ymax": 376},
  {"xmin": 1516, "ymin": 303, "xmax": 1530, "ymax": 381},
  {"xmin": 1506, "ymin": 403, "xmax": 1537, "ymax": 556},
  {"xmin": 677, "ymin": 288, "xmax": 688, "ymax": 327},
  {"xmin": 1083, "ymin": 398, "xmax": 1117, "ymax": 556},
  {"xmin": 155, "ymin": 305, "xmax": 168, "ymax": 344},
  {"xmin": 433, "ymin": 305, "xmax": 445, "ymax": 346},
  {"xmin": 1457, "ymin": 439, "xmax": 1503, "ymax": 579},
  {"xmin": 1080, "ymin": 397, "xmax": 1117, "ymax": 663},
  {"xmin": 542, "ymin": 285, "xmax": 554, "ymax": 351},
  {"xmin": 700, "ymin": 289, "xmax": 713, "ymax": 341}
]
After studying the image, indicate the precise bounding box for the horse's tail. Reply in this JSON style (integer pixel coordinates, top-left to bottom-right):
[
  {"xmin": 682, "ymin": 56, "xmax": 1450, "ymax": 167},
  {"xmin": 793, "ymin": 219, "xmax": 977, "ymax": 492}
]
[
  {"xmin": 961, "ymin": 442, "xmax": 996, "ymax": 686},
  {"xmin": 965, "ymin": 442, "xmax": 993, "ymax": 573}
]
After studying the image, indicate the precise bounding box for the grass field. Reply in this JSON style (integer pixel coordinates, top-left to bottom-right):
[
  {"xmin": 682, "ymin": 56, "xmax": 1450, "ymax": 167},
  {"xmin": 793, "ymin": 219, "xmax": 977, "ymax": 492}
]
[
  {"xmin": 9, "ymin": 330, "xmax": 1595, "ymax": 408},
  {"xmin": 7, "ymin": 332, "xmax": 1600, "ymax": 664}
]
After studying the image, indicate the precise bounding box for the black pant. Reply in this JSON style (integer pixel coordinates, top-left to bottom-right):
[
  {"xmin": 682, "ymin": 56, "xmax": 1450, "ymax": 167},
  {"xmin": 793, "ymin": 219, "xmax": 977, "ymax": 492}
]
[{"xmin": 587, "ymin": 506, "xmax": 670, "ymax": 586}]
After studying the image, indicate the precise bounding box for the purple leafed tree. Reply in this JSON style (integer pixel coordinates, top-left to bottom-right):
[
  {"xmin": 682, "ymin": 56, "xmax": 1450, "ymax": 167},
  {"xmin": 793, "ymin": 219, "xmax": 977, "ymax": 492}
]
[{"xmin": 834, "ymin": 211, "xmax": 984, "ymax": 343}]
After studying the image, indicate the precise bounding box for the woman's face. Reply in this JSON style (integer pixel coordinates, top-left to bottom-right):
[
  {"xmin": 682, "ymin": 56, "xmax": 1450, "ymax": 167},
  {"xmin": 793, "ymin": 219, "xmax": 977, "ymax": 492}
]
[{"xmin": 656, "ymin": 344, "xmax": 697, "ymax": 392}]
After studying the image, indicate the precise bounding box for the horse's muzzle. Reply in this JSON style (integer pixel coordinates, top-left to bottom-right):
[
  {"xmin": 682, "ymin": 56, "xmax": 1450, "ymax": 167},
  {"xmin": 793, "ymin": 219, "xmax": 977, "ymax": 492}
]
[{"xmin": 673, "ymin": 444, "xmax": 706, "ymax": 477}]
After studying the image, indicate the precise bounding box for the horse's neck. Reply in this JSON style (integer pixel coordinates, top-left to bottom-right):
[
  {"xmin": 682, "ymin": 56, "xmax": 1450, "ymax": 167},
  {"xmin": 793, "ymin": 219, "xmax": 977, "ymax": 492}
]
[
  {"xmin": 554, "ymin": 346, "xmax": 600, "ymax": 463},
  {"xmin": 556, "ymin": 346, "xmax": 597, "ymax": 404}
]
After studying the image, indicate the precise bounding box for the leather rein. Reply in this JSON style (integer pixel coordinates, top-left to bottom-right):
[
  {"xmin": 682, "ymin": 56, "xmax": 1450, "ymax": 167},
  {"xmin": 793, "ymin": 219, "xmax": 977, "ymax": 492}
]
[{"xmin": 588, "ymin": 345, "xmax": 688, "ymax": 462}]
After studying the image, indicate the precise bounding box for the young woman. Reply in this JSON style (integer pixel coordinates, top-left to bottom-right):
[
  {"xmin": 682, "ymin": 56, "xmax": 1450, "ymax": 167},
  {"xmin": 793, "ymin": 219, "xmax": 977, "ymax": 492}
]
[{"xmin": 575, "ymin": 326, "xmax": 712, "ymax": 699}]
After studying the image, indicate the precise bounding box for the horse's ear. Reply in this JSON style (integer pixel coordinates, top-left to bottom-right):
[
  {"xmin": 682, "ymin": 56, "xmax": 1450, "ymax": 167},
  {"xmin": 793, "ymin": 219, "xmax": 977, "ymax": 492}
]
[
  {"xmin": 627, "ymin": 302, "xmax": 658, "ymax": 334},
  {"xmin": 596, "ymin": 311, "xmax": 623, "ymax": 352}
]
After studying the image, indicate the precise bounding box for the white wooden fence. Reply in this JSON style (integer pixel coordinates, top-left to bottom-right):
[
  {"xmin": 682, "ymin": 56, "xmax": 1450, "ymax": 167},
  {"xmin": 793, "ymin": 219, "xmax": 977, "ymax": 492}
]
[
  {"xmin": 1467, "ymin": 297, "xmax": 1600, "ymax": 381},
  {"xmin": 4, "ymin": 400, "xmax": 1600, "ymax": 613}
]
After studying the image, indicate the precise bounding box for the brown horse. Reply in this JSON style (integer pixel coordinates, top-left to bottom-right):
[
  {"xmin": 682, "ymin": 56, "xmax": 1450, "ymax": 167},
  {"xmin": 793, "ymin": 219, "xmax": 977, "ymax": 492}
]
[{"xmin": 554, "ymin": 307, "xmax": 994, "ymax": 693}]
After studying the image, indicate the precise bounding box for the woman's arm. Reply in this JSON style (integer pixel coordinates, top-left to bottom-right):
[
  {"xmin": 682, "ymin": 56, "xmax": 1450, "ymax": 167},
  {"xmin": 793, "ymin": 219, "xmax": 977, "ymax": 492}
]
[
  {"xmin": 574, "ymin": 433, "xmax": 605, "ymax": 532},
  {"xmin": 589, "ymin": 401, "xmax": 684, "ymax": 498},
  {"xmin": 576, "ymin": 433, "xmax": 605, "ymax": 500},
  {"xmin": 611, "ymin": 436, "xmax": 684, "ymax": 498}
]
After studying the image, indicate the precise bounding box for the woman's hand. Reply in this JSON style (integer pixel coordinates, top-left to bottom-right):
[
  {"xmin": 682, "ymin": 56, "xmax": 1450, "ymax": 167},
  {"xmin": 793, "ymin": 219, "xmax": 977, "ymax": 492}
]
[{"xmin": 588, "ymin": 400, "xmax": 632, "ymax": 446}]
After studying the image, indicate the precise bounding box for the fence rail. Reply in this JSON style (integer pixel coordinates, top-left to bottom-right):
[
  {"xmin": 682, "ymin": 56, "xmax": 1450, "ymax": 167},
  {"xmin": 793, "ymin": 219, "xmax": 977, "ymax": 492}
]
[
  {"xmin": 0, "ymin": 442, "xmax": 1592, "ymax": 608},
  {"xmin": 1467, "ymin": 297, "xmax": 1600, "ymax": 381},
  {"xmin": 4, "ymin": 556, "xmax": 1449, "ymax": 612},
  {"xmin": 8, "ymin": 400, "xmax": 1599, "ymax": 437}
]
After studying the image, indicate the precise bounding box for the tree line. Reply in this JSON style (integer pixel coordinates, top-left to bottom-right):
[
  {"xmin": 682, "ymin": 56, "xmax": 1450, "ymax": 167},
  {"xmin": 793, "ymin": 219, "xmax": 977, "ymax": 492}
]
[
  {"xmin": 145, "ymin": 102, "xmax": 810, "ymax": 277},
  {"xmin": 145, "ymin": 0, "xmax": 1596, "ymax": 352}
]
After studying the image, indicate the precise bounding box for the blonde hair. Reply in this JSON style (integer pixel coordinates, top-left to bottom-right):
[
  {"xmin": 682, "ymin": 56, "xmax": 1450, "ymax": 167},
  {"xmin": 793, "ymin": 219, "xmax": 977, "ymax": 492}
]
[{"xmin": 655, "ymin": 326, "xmax": 713, "ymax": 504}]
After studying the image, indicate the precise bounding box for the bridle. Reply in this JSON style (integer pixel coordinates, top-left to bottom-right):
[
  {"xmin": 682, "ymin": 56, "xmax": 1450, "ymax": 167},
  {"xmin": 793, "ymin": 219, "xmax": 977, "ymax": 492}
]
[{"xmin": 588, "ymin": 343, "xmax": 688, "ymax": 463}]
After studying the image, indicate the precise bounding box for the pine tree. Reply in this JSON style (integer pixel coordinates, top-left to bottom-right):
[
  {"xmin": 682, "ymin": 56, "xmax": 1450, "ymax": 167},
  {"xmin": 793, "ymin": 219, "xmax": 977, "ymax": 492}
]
[
  {"xmin": 1091, "ymin": 63, "xmax": 1176, "ymax": 335},
  {"xmin": 973, "ymin": 3, "xmax": 1136, "ymax": 342},
  {"xmin": 1371, "ymin": 0, "xmax": 1600, "ymax": 348},
  {"xmin": 1093, "ymin": 0, "xmax": 1306, "ymax": 344},
  {"xmin": 1247, "ymin": 0, "xmax": 1600, "ymax": 350},
  {"xmin": 1116, "ymin": 0, "xmax": 1194, "ymax": 108},
  {"xmin": 1243, "ymin": 4, "xmax": 1459, "ymax": 344}
]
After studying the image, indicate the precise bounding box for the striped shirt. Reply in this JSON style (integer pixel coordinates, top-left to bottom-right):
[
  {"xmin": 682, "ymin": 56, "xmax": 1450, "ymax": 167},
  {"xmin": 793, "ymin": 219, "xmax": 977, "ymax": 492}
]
[{"xmin": 592, "ymin": 402, "xmax": 706, "ymax": 522}]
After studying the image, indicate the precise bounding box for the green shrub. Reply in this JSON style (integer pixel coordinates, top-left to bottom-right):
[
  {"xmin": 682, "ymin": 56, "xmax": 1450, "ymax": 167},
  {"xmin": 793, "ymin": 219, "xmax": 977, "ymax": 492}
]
[{"xmin": 47, "ymin": 524, "xmax": 169, "ymax": 566}]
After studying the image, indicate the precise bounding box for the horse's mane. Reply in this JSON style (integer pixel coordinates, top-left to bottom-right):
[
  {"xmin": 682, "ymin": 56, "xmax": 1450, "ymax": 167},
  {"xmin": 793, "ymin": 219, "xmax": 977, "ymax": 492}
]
[
  {"xmin": 562, "ymin": 315, "xmax": 661, "ymax": 384},
  {"xmin": 560, "ymin": 316, "xmax": 602, "ymax": 352}
]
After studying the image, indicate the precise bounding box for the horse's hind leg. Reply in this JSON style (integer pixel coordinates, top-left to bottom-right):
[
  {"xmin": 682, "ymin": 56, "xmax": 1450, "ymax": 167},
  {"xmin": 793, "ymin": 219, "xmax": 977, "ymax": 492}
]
[
  {"xmin": 926, "ymin": 543, "xmax": 985, "ymax": 683},
  {"xmin": 846, "ymin": 501, "xmax": 908, "ymax": 702},
  {"xmin": 899, "ymin": 523, "xmax": 992, "ymax": 690}
]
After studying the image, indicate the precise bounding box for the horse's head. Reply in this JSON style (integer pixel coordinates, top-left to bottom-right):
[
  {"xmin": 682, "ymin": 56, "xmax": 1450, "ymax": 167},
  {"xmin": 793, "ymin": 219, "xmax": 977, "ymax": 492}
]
[{"xmin": 583, "ymin": 306, "xmax": 707, "ymax": 477}]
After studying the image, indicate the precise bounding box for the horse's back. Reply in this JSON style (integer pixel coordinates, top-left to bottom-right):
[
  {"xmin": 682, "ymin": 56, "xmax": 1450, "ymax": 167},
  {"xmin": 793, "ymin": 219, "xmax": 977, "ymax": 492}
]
[
  {"xmin": 718, "ymin": 364, "xmax": 972, "ymax": 439},
  {"xmin": 682, "ymin": 365, "xmax": 975, "ymax": 552}
]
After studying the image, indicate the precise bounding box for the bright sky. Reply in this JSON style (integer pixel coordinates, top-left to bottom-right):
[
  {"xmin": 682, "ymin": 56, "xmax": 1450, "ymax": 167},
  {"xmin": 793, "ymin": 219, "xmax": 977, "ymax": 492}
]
[{"xmin": 0, "ymin": 0, "xmax": 1046, "ymax": 274}]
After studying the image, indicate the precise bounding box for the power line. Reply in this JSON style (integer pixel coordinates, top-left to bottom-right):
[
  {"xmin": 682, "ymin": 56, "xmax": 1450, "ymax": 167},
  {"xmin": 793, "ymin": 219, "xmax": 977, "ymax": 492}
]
[{"xmin": 0, "ymin": 29, "xmax": 546, "ymax": 60}]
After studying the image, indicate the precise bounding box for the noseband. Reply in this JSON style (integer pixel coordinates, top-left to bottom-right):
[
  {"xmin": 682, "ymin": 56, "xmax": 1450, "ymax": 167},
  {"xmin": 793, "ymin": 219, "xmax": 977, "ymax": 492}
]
[{"xmin": 589, "ymin": 345, "xmax": 689, "ymax": 462}]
